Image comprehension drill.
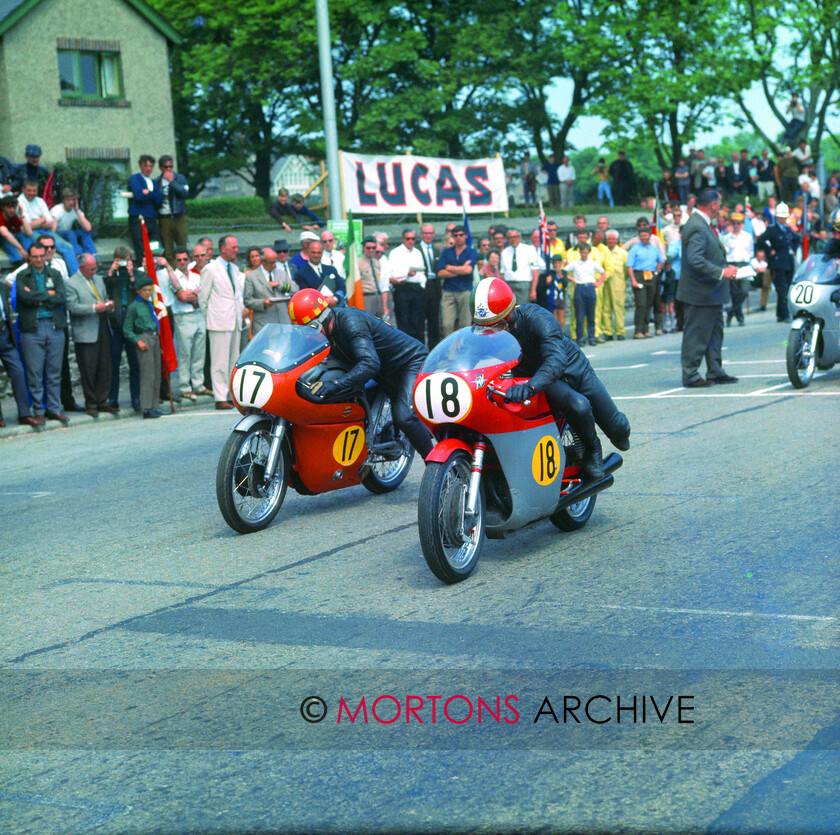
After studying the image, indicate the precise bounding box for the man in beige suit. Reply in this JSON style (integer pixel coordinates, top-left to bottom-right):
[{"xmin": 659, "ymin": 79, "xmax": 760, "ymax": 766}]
[
  {"xmin": 64, "ymin": 254, "xmax": 115, "ymax": 416},
  {"xmin": 243, "ymin": 247, "xmax": 298, "ymax": 335},
  {"xmin": 199, "ymin": 235, "xmax": 243, "ymax": 409}
]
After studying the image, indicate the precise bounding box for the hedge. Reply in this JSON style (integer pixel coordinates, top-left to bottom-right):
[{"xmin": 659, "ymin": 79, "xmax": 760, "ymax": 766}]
[{"xmin": 185, "ymin": 196, "xmax": 266, "ymax": 219}]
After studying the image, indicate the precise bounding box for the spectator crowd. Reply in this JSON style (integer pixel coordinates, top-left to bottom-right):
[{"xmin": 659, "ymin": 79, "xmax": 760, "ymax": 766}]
[{"xmin": 1, "ymin": 136, "xmax": 837, "ymax": 429}]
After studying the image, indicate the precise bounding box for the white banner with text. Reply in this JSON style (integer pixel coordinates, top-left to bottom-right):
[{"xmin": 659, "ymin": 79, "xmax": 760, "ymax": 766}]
[{"xmin": 340, "ymin": 152, "xmax": 509, "ymax": 214}]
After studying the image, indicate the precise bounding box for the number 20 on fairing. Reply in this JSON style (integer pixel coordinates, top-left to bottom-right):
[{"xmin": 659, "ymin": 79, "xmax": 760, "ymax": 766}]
[
  {"xmin": 232, "ymin": 364, "xmax": 273, "ymax": 408},
  {"xmin": 414, "ymin": 373, "xmax": 472, "ymax": 424}
]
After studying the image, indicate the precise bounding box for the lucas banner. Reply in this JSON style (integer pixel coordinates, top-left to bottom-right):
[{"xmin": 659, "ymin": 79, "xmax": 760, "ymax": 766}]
[{"xmin": 341, "ymin": 152, "xmax": 509, "ymax": 214}]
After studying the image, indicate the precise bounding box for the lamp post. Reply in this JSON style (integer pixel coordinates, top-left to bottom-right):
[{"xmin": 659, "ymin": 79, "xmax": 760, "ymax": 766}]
[{"xmin": 315, "ymin": 0, "xmax": 342, "ymax": 218}]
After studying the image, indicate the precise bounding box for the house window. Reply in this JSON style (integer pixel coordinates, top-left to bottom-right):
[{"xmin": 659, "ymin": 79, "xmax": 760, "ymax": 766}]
[{"xmin": 58, "ymin": 50, "xmax": 122, "ymax": 100}]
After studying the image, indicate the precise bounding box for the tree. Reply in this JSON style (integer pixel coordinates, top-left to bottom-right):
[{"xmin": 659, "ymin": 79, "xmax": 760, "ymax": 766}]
[
  {"xmin": 727, "ymin": 0, "xmax": 840, "ymax": 162},
  {"xmin": 148, "ymin": 0, "xmax": 318, "ymax": 199},
  {"xmin": 589, "ymin": 0, "xmax": 757, "ymax": 170},
  {"xmin": 489, "ymin": 0, "xmax": 616, "ymax": 166}
]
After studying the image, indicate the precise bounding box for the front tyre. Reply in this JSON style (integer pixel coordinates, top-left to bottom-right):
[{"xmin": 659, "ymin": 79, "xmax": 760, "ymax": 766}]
[
  {"xmin": 361, "ymin": 399, "xmax": 415, "ymax": 494},
  {"xmin": 786, "ymin": 320, "xmax": 816, "ymax": 388},
  {"xmin": 216, "ymin": 420, "xmax": 289, "ymax": 533},
  {"xmin": 418, "ymin": 450, "xmax": 485, "ymax": 584}
]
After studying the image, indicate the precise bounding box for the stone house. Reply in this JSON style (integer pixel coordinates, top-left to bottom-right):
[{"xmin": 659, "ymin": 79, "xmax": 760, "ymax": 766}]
[{"xmin": 0, "ymin": 0, "xmax": 181, "ymax": 186}]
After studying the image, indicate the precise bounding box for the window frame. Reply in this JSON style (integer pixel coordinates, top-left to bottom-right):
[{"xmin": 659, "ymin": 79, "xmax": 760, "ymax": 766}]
[{"xmin": 57, "ymin": 48, "xmax": 123, "ymax": 101}]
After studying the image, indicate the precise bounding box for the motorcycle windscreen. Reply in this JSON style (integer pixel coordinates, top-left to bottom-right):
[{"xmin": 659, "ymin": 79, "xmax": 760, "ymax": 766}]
[
  {"xmin": 237, "ymin": 324, "xmax": 328, "ymax": 374},
  {"xmin": 422, "ymin": 325, "xmax": 521, "ymax": 374},
  {"xmin": 792, "ymin": 255, "xmax": 840, "ymax": 285}
]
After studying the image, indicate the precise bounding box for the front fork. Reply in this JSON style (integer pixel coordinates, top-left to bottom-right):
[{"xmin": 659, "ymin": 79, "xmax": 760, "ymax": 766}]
[
  {"xmin": 263, "ymin": 418, "xmax": 288, "ymax": 480},
  {"xmin": 807, "ymin": 321, "xmax": 821, "ymax": 359},
  {"xmin": 462, "ymin": 441, "xmax": 486, "ymax": 534}
]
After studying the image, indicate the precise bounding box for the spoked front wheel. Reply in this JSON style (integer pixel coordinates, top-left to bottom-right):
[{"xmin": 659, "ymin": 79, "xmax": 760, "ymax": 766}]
[
  {"xmin": 418, "ymin": 450, "xmax": 485, "ymax": 584},
  {"xmin": 786, "ymin": 321, "xmax": 817, "ymax": 388},
  {"xmin": 361, "ymin": 398, "xmax": 415, "ymax": 494},
  {"xmin": 216, "ymin": 421, "xmax": 289, "ymax": 533}
]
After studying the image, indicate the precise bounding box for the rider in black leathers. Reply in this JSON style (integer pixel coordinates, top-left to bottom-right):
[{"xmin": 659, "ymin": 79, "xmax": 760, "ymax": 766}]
[
  {"xmin": 503, "ymin": 303, "xmax": 631, "ymax": 480},
  {"xmin": 301, "ymin": 304, "xmax": 435, "ymax": 459}
]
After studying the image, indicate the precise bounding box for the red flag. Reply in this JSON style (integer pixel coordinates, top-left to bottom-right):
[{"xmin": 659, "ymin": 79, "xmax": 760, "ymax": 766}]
[
  {"xmin": 140, "ymin": 216, "xmax": 178, "ymax": 374},
  {"xmin": 43, "ymin": 171, "xmax": 55, "ymax": 208},
  {"xmin": 651, "ymin": 196, "xmax": 659, "ymax": 238}
]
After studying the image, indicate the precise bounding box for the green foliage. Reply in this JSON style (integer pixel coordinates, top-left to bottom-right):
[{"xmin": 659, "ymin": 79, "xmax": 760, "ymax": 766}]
[
  {"xmin": 147, "ymin": 0, "xmax": 835, "ymax": 204},
  {"xmin": 185, "ymin": 196, "xmax": 266, "ymax": 219},
  {"xmin": 50, "ymin": 161, "xmax": 124, "ymax": 230},
  {"xmin": 589, "ymin": 0, "xmax": 757, "ymax": 169},
  {"xmin": 726, "ymin": 0, "xmax": 839, "ymax": 158}
]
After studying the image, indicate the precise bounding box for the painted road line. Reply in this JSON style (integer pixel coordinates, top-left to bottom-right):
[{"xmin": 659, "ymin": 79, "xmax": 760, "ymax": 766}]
[
  {"xmin": 646, "ymin": 387, "xmax": 686, "ymax": 397},
  {"xmin": 591, "ymin": 363, "xmax": 649, "ymax": 371},
  {"xmin": 614, "ymin": 391, "xmax": 840, "ymax": 399},
  {"xmin": 723, "ymin": 359, "xmax": 787, "ymax": 364},
  {"xmin": 597, "ymin": 604, "xmax": 837, "ymax": 623}
]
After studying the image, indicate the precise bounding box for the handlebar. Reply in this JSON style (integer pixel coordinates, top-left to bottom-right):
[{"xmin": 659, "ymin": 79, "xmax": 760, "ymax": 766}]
[{"xmin": 486, "ymin": 384, "xmax": 531, "ymax": 407}]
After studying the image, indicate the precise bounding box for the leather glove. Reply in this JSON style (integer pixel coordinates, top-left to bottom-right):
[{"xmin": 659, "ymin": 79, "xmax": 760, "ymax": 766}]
[
  {"xmin": 311, "ymin": 380, "xmax": 341, "ymax": 399},
  {"xmin": 504, "ymin": 383, "xmax": 535, "ymax": 404}
]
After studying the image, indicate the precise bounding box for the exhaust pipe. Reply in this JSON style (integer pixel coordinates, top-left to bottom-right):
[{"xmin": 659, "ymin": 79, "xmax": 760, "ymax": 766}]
[{"xmin": 555, "ymin": 452, "xmax": 623, "ymax": 511}]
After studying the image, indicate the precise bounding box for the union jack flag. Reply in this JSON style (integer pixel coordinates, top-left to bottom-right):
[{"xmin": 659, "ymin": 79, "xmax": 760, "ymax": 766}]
[{"xmin": 538, "ymin": 200, "xmax": 551, "ymax": 269}]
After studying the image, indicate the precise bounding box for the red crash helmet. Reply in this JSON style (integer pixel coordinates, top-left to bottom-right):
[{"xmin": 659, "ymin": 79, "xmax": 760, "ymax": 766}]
[
  {"xmin": 470, "ymin": 277, "xmax": 516, "ymax": 326},
  {"xmin": 288, "ymin": 288, "xmax": 331, "ymax": 330}
]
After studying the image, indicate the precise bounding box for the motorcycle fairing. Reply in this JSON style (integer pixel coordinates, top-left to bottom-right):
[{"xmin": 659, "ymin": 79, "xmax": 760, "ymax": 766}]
[
  {"xmin": 483, "ymin": 424, "xmax": 566, "ymax": 532},
  {"xmin": 291, "ymin": 422, "xmax": 366, "ymax": 494}
]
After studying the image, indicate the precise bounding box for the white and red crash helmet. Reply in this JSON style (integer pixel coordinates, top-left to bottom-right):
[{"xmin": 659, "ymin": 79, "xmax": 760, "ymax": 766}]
[{"xmin": 470, "ymin": 277, "xmax": 516, "ymax": 326}]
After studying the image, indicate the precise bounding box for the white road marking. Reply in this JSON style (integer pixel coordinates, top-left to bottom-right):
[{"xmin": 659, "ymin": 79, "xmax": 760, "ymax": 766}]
[
  {"xmin": 592, "ymin": 363, "xmax": 649, "ymax": 371},
  {"xmin": 645, "ymin": 387, "xmax": 686, "ymax": 397},
  {"xmin": 723, "ymin": 359, "xmax": 787, "ymax": 365},
  {"xmin": 747, "ymin": 382, "xmax": 796, "ymax": 395},
  {"xmin": 598, "ymin": 603, "xmax": 837, "ymax": 623},
  {"xmin": 614, "ymin": 391, "xmax": 840, "ymax": 399}
]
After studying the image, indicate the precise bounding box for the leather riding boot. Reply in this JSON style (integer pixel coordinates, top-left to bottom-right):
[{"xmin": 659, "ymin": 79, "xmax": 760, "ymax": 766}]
[
  {"xmin": 581, "ymin": 436, "xmax": 605, "ymax": 482},
  {"xmin": 607, "ymin": 412, "xmax": 631, "ymax": 451}
]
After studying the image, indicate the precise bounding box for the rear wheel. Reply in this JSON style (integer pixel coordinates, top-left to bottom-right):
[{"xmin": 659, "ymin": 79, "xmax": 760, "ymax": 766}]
[
  {"xmin": 216, "ymin": 421, "xmax": 289, "ymax": 533},
  {"xmin": 551, "ymin": 426, "xmax": 596, "ymax": 531},
  {"xmin": 418, "ymin": 451, "xmax": 485, "ymax": 584},
  {"xmin": 361, "ymin": 398, "xmax": 415, "ymax": 494},
  {"xmin": 786, "ymin": 320, "xmax": 816, "ymax": 388}
]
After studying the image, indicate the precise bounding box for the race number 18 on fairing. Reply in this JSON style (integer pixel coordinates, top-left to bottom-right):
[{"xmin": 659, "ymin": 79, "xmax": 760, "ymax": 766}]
[{"xmin": 414, "ymin": 373, "xmax": 472, "ymax": 424}]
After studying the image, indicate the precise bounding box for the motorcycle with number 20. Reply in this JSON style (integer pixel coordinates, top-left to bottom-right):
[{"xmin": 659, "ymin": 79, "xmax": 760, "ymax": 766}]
[
  {"xmin": 216, "ymin": 324, "xmax": 414, "ymax": 533},
  {"xmin": 412, "ymin": 325, "xmax": 622, "ymax": 584},
  {"xmin": 785, "ymin": 252, "xmax": 840, "ymax": 388}
]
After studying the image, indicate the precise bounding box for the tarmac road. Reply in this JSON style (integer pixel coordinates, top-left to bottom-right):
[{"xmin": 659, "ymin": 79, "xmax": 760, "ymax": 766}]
[{"xmin": 1, "ymin": 310, "xmax": 838, "ymax": 834}]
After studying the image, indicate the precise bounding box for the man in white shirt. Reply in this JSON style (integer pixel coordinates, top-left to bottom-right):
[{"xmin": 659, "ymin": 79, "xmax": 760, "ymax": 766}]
[
  {"xmin": 170, "ymin": 246, "xmax": 206, "ymax": 398},
  {"xmin": 558, "ymin": 156, "xmax": 576, "ymax": 208},
  {"xmin": 50, "ymin": 187, "xmax": 96, "ymax": 257},
  {"xmin": 388, "ymin": 228, "xmax": 427, "ymax": 340},
  {"xmin": 320, "ymin": 229, "xmax": 345, "ymax": 277},
  {"xmin": 418, "ymin": 223, "xmax": 441, "ymax": 348},
  {"xmin": 722, "ymin": 212, "xmax": 754, "ymax": 326},
  {"xmin": 152, "ymin": 246, "xmax": 183, "ymax": 401},
  {"xmin": 18, "ymin": 180, "xmax": 78, "ymax": 274},
  {"xmin": 500, "ymin": 228, "xmax": 539, "ymax": 306}
]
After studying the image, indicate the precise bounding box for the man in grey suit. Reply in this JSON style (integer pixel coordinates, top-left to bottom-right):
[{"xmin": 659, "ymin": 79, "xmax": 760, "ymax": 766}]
[
  {"xmin": 243, "ymin": 247, "xmax": 298, "ymax": 335},
  {"xmin": 676, "ymin": 189, "xmax": 739, "ymax": 388},
  {"xmin": 65, "ymin": 254, "xmax": 116, "ymax": 415}
]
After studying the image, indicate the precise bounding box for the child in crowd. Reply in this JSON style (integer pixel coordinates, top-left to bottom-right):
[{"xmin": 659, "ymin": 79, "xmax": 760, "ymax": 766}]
[
  {"xmin": 123, "ymin": 272, "xmax": 162, "ymax": 418},
  {"xmin": 564, "ymin": 242, "xmax": 605, "ymax": 346}
]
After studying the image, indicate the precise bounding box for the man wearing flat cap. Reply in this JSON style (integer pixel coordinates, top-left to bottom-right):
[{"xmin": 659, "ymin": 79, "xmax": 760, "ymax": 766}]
[{"xmin": 10, "ymin": 144, "xmax": 49, "ymax": 192}]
